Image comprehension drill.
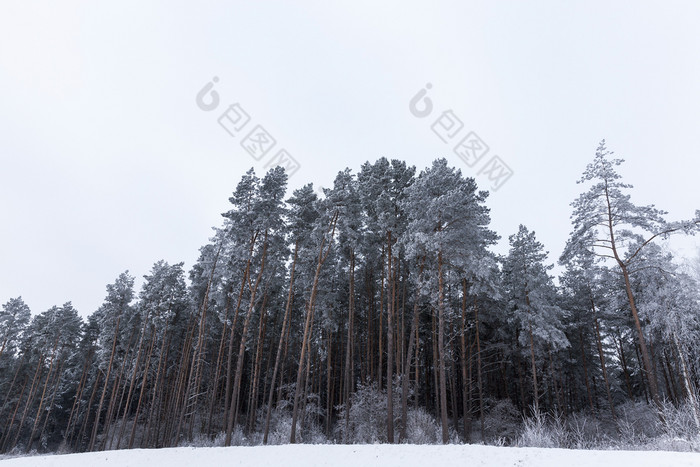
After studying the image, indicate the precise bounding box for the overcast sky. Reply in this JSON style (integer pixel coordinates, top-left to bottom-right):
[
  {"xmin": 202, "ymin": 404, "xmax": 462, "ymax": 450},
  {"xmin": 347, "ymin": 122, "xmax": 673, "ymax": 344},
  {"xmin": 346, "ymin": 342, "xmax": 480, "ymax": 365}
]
[{"xmin": 2, "ymin": 1, "xmax": 699, "ymax": 317}]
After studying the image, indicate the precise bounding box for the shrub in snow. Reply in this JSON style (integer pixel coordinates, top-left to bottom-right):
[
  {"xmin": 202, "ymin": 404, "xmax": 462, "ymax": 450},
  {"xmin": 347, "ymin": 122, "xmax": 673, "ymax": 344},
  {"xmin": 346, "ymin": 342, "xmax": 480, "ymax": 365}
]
[
  {"xmin": 657, "ymin": 400, "xmax": 699, "ymax": 442},
  {"xmin": 616, "ymin": 400, "xmax": 700, "ymax": 452},
  {"xmin": 253, "ymin": 403, "xmax": 326, "ymax": 445},
  {"xmin": 182, "ymin": 431, "xmax": 227, "ymax": 448},
  {"xmin": 564, "ymin": 412, "xmax": 610, "ymax": 449},
  {"xmin": 616, "ymin": 401, "xmax": 663, "ymax": 446},
  {"xmin": 516, "ymin": 411, "xmax": 567, "ymax": 448},
  {"xmin": 255, "ymin": 404, "xmax": 295, "ymax": 445},
  {"xmin": 334, "ymin": 381, "xmax": 401, "ymax": 443},
  {"xmin": 403, "ymin": 407, "xmax": 441, "ymax": 444},
  {"xmin": 482, "ymin": 399, "xmax": 521, "ymax": 444},
  {"xmin": 510, "ymin": 401, "xmax": 700, "ymax": 451}
]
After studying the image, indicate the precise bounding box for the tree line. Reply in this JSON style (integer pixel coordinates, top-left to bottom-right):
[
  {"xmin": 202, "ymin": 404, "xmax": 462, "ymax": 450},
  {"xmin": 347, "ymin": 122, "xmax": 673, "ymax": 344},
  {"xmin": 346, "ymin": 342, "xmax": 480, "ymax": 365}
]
[{"xmin": 1, "ymin": 141, "xmax": 699, "ymax": 452}]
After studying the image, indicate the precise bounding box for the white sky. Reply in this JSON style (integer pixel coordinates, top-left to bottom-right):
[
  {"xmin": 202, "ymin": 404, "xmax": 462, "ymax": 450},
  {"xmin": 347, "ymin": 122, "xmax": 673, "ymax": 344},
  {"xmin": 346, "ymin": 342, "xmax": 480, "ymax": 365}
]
[{"xmin": 1, "ymin": 1, "xmax": 699, "ymax": 317}]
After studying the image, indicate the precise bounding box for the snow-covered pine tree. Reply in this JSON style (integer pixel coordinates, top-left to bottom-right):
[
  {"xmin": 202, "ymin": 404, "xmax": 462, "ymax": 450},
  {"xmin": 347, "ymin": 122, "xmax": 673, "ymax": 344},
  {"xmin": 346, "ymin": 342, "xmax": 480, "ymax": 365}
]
[
  {"xmin": 401, "ymin": 158, "xmax": 494, "ymax": 443},
  {"xmin": 558, "ymin": 256, "xmax": 617, "ymax": 420},
  {"xmin": 263, "ymin": 183, "xmax": 319, "ymax": 443},
  {"xmin": 502, "ymin": 225, "xmax": 568, "ymax": 415},
  {"xmin": 88, "ymin": 272, "xmax": 135, "ymax": 451},
  {"xmin": 563, "ymin": 140, "xmax": 700, "ymax": 415}
]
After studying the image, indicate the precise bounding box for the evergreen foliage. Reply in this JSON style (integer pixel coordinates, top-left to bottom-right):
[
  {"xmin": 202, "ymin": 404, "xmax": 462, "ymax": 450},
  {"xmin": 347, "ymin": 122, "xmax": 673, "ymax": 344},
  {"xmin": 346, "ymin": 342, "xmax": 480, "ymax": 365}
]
[{"xmin": 1, "ymin": 145, "xmax": 699, "ymax": 453}]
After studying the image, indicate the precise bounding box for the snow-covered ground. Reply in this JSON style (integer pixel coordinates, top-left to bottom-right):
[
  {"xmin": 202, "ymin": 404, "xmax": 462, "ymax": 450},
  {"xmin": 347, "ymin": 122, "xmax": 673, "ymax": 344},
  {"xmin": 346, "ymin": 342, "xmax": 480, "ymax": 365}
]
[{"xmin": 1, "ymin": 444, "xmax": 698, "ymax": 467}]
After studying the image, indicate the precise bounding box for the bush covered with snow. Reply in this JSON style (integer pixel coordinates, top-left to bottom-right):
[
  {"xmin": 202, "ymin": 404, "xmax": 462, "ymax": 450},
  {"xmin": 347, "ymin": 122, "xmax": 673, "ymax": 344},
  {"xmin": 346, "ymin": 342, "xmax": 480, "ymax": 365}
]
[
  {"xmin": 334, "ymin": 382, "xmax": 400, "ymax": 443},
  {"xmin": 511, "ymin": 401, "xmax": 700, "ymax": 451},
  {"xmin": 482, "ymin": 398, "xmax": 522, "ymax": 444}
]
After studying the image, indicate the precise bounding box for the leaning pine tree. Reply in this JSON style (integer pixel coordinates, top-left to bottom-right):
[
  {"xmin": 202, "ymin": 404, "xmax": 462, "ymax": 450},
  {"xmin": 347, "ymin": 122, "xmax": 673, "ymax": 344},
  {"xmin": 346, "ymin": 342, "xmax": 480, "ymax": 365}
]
[{"xmin": 563, "ymin": 140, "xmax": 700, "ymax": 416}]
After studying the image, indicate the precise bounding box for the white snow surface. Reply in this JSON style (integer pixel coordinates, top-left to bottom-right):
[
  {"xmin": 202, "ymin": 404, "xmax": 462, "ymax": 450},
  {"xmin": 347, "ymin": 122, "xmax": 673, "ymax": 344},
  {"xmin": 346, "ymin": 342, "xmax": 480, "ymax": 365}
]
[{"xmin": 1, "ymin": 444, "xmax": 698, "ymax": 467}]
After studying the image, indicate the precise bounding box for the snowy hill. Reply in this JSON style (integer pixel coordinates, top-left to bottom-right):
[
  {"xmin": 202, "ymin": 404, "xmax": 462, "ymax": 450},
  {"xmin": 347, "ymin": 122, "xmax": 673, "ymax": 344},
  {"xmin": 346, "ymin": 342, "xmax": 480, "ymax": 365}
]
[{"xmin": 1, "ymin": 444, "xmax": 699, "ymax": 467}]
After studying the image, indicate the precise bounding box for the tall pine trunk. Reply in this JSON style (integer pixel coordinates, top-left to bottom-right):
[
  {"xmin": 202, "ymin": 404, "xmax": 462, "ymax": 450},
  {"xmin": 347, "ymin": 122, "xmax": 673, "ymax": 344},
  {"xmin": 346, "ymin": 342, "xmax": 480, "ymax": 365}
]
[
  {"xmin": 89, "ymin": 316, "xmax": 121, "ymax": 451},
  {"xmin": 263, "ymin": 241, "xmax": 298, "ymax": 443},
  {"xmin": 343, "ymin": 249, "xmax": 355, "ymax": 442},
  {"xmin": 399, "ymin": 256, "xmax": 425, "ymax": 442},
  {"xmin": 525, "ymin": 289, "xmax": 539, "ymax": 415},
  {"xmin": 591, "ymin": 298, "xmax": 616, "ymax": 420},
  {"xmin": 437, "ymin": 248, "xmax": 449, "ymax": 443},
  {"xmin": 225, "ymin": 233, "xmax": 268, "ymax": 445},
  {"xmin": 603, "ymin": 179, "xmax": 663, "ymax": 416},
  {"xmin": 473, "ymin": 295, "xmax": 485, "ymax": 439},
  {"xmin": 290, "ymin": 211, "xmax": 338, "ymax": 443},
  {"xmin": 386, "ymin": 232, "xmax": 394, "ymax": 443}
]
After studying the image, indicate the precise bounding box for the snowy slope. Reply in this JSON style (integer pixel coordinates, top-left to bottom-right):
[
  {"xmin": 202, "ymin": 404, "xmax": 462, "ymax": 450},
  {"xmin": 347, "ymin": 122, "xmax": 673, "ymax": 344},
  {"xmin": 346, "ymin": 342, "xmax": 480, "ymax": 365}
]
[{"xmin": 1, "ymin": 444, "xmax": 699, "ymax": 467}]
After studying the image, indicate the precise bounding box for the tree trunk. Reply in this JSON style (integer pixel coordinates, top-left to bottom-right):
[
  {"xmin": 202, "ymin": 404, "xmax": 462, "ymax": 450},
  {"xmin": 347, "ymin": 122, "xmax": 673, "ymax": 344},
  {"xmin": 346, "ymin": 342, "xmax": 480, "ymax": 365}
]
[
  {"xmin": 128, "ymin": 326, "xmax": 156, "ymax": 449},
  {"xmin": 378, "ymin": 244, "xmax": 385, "ymax": 392},
  {"xmin": 527, "ymin": 322, "xmax": 539, "ymax": 414},
  {"xmin": 106, "ymin": 329, "xmax": 138, "ymax": 449},
  {"xmin": 591, "ymin": 299, "xmax": 616, "ymax": 420},
  {"xmin": 290, "ymin": 211, "xmax": 338, "ymax": 443},
  {"xmin": 343, "ymin": 249, "xmax": 355, "ymax": 442},
  {"xmin": 182, "ymin": 244, "xmax": 220, "ymax": 439},
  {"xmin": 579, "ymin": 329, "xmax": 595, "ymax": 413},
  {"xmin": 525, "ymin": 290, "xmax": 539, "ymax": 415},
  {"xmin": 325, "ymin": 329, "xmax": 333, "ymax": 437},
  {"xmin": 225, "ymin": 233, "xmax": 268, "ymax": 445},
  {"xmin": 78, "ymin": 371, "xmax": 102, "ymax": 450},
  {"xmin": 89, "ymin": 316, "xmax": 121, "ymax": 451},
  {"xmin": 145, "ymin": 327, "xmax": 169, "ymax": 446},
  {"xmin": 26, "ymin": 349, "xmax": 57, "ymax": 452},
  {"xmin": 386, "ymin": 232, "xmax": 395, "ymax": 443},
  {"xmin": 38, "ymin": 357, "xmax": 66, "ymax": 448},
  {"xmin": 617, "ymin": 336, "xmax": 634, "ymax": 399},
  {"xmin": 1, "ymin": 375, "xmax": 29, "ymax": 452},
  {"xmin": 247, "ymin": 295, "xmax": 268, "ymax": 433},
  {"xmin": 459, "ymin": 279, "xmax": 471, "ymax": 442},
  {"xmin": 437, "ymin": 248, "xmax": 449, "ymax": 443},
  {"xmin": 263, "ymin": 241, "xmax": 298, "ymax": 443},
  {"xmin": 468, "ymin": 294, "xmax": 483, "ymax": 440},
  {"xmin": 223, "ymin": 232, "xmax": 257, "ymax": 431},
  {"xmin": 673, "ymin": 333, "xmax": 700, "ymax": 432},
  {"xmin": 116, "ymin": 307, "xmax": 151, "ymax": 450},
  {"xmin": 604, "ymin": 179, "xmax": 663, "ymax": 415},
  {"xmin": 63, "ymin": 349, "xmax": 92, "ymax": 446},
  {"xmin": 206, "ymin": 286, "xmax": 233, "ymax": 435},
  {"xmin": 399, "ymin": 256, "xmax": 425, "ymax": 442}
]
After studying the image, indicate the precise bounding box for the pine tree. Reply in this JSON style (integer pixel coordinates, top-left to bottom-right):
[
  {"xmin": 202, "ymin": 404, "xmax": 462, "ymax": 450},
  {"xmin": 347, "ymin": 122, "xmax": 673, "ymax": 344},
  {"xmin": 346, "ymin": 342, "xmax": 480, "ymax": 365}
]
[
  {"xmin": 559, "ymin": 251, "xmax": 617, "ymax": 419},
  {"xmin": 357, "ymin": 158, "xmax": 416, "ymax": 442},
  {"xmin": 263, "ymin": 184, "xmax": 319, "ymax": 443},
  {"xmin": 633, "ymin": 244, "xmax": 700, "ymax": 429},
  {"xmin": 88, "ymin": 272, "xmax": 135, "ymax": 450},
  {"xmin": 290, "ymin": 190, "xmax": 339, "ymax": 443},
  {"xmin": 502, "ymin": 225, "xmax": 568, "ymax": 414},
  {"xmin": 0, "ymin": 297, "xmax": 31, "ymax": 361},
  {"xmin": 16, "ymin": 303, "xmax": 82, "ymax": 452},
  {"xmin": 402, "ymin": 159, "xmax": 495, "ymax": 443},
  {"xmin": 563, "ymin": 140, "xmax": 700, "ymax": 415},
  {"xmin": 223, "ymin": 166, "xmax": 288, "ymax": 445},
  {"xmin": 4, "ymin": 154, "xmax": 698, "ymax": 451}
]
